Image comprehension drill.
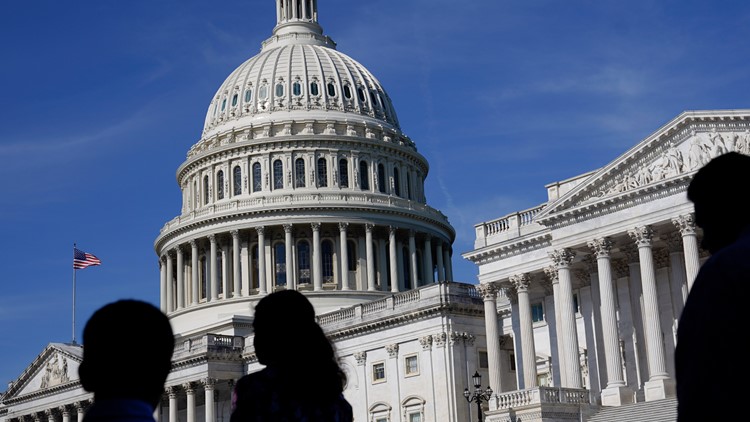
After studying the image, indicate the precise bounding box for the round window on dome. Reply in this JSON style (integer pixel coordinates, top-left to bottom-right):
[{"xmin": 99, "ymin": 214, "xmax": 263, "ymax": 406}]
[
  {"xmin": 275, "ymin": 83, "xmax": 284, "ymax": 97},
  {"xmin": 244, "ymin": 89, "xmax": 252, "ymax": 103},
  {"xmin": 310, "ymin": 81, "xmax": 319, "ymax": 96},
  {"xmin": 343, "ymin": 84, "xmax": 352, "ymax": 99},
  {"xmin": 292, "ymin": 81, "xmax": 302, "ymax": 96}
]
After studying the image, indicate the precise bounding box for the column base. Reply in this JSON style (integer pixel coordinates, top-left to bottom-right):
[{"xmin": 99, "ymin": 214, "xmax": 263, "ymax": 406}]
[
  {"xmin": 644, "ymin": 378, "xmax": 676, "ymax": 402},
  {"xmin": 600, "ymin": 385, "xmax": 634, "ymax": 406}
]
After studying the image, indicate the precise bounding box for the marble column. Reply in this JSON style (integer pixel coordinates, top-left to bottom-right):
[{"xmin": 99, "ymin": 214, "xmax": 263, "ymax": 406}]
[
  {"xmin": 175, "ymin": 247, "xmax": 184, "ymax": 309},
  {"xmin": 209, "ymin": 234, "xmax": 218, "ymax": 301},
  {"xmin": 190, "ymin": 240, "xmax": 199, "ymax": 305},
  {"xmin": 628, "ymin": 226, "xmax": 674, "ymax": 401},
  {"xmin": 664, "ymin": 232, "xmax": 688, "ymax": 317},
  {"xmin": 672, "ymin": 214, "xmax": 700, "ymax": 292},
  {"xmin": 389, "ymin": 226, "xmax": 399, "ymax": 292},
  {"xmin": 435, "ymin": 240, "xmax": 445, "ymax": 282},
  {"xmin": 159, "ymin": 257, "xmax": 167, "ymax": 312},
  {"xmin": 478, "ymin": 283, "xmax": 502, "ymax": 406},
  {"xmin": 203, "ymin": 378, "xmax": 215, "ymax": 422},
  {"xmin": 166, "ymin": 252, "xmax": 174, "ymax": 312},
  {"xmin": 184, "ymin": 382, "xmax": 196, "ymax": 422},
  {"xmin": 366, "ymin": 224, "xmax": 376, "ymax": 291},
  {"xmin": 423, "ymin": 236, "xmax": 433, "ymax": 284},
  {"xmin": 284, "ymin": 224, "xmax": 295, "ymax": 290},
  {"xmin": 60, "ymin": 407, "xmax": 70, "ymax": 422},
  {"xmin": 588, "ymin": 238, "xmax": 632, "ymax": 405},
  {"xmin": 510, "ymin": 273, "xmax": 538, "ymax": 388},
  {"xmin": 339, "ymin": 223, "xmax": 350, "ymax": 290},
  {"xmin": 549, "ymin": 248, "xmax": 582, "ymax": 388},
  {"xmin": 444, "ymin": 247, "xmax": 453, "ymax": 281},
  {"xmin": 408, "ymin": 230, "xmax": 419, "ymax": 287},
  {"xmin": 76, "ymin": 403, "xmax": 86, "ymax": 422},
  {"xmin": 544, "ymin": 266, "xmax": 567, "ymax": 388},
  {"xmin": 256, "ymin": 227, "xmax": 267, "ymax": 295},
  {"xmin": 312, "ymin": 223, "xmax": 322, "ymax": 291},
  {"xmin": 167, "ymin": 386, "xmax": 178, "ymax": 422},
  {"xmin": 232, "ymin": 230, "xmax": 241, "ymax": 297}
]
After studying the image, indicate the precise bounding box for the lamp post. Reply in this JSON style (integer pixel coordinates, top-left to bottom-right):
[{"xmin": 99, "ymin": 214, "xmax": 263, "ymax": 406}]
[{"xmin": 464, "ymin": 371, "xmax": 493, "ymax": 422}]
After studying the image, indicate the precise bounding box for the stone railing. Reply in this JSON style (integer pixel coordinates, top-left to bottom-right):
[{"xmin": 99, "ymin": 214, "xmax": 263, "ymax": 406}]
[
  {"xmin": 473, "ymin": 204, "xmax": 547, "ymax": 247},
  {"xmin": 174, "ymin": 334, "xmax": 245, "ymax": 357},
  {"xmin": 494, "ymin": 386, "xmax": 591, "ymax": 410},
  {"xmin": 159, "ymin": 192, "xmax": 449, "ymax": 235},
  {"xmin": 316, "ymin": 282, "xmax": 482, "ymax": 332}
]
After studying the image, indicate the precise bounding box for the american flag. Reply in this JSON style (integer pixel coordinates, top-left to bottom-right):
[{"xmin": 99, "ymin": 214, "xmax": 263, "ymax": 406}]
[{"xmin": 74, "ymin": 248, "xmax": 101, "ymax": 269}]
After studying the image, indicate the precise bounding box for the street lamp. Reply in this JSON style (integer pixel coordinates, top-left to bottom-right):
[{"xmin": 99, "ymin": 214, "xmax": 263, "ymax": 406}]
[{"xmin": 464, "ymin": 371, "xmax": 493, "ymax": 422}]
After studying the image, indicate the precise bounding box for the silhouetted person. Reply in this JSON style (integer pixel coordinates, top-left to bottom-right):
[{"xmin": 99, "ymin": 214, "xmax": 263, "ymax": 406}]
[
  {"xmin": 79, "ymin": 300, "xmax": 175, "ymax": 422},
  {"xmin": 676, "ymin": 152, "xmax": 750, "ymax": 421},
  {"xmin": 230, "ymin": 290, "xmax": 353, "ymax": 422}
]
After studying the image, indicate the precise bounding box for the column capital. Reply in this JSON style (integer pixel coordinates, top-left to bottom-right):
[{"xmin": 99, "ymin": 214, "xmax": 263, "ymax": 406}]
[
  {"xmin": 202, "ymin": 378, "xmax": 216, "ymax": 390},
  {"xmin": 365, "ymin": 223, "xmax": 374, "ymax": 233},
  {"xmin": 388, "ymin": 225, "xmax": 397, "ymax": 235},
  {"xmin": 476, "ymin": 282, "xmax": 497, "ymax": 299},
  {"xmin": 255, "ymin": 226, "xmax": 265, "ymax": 236},
  {"xmin": 166, "ymin": 385, "xmax": 179, "ymax": 398},
  {"xmin": 311, "ymin": 222, "xmax": 321, "ymax": 231},
  {"xmin": 385, "ymin": 343, "xmax": 399, "ymax": 358},
  {"xmin": 230, "ymin": 229, "xmax": 240, "ymax": 238},
  {"xmin": 628, "ymin": 225, "xmax": 654, "ymax": 247},
  {"xmin": 509, "ymin": 273, "xmax": 531, "ymax": 292},
  {"xmin": 182, "ymin": 381, "xmax": 196, "ymax": 393},
  {"xmin": 173, "ymin": 245, "xmax": 183, "ymax": 254},
  {"xmin": 338, "ymin": 222, "xmax": 349, "ymax": 231},
  {"xmin": 588, "ymin": 237, "xmax": 613, "ymax": 258},
  {"xmin": 353, "ymin": 351, "xmax": 367, "ymax": 365},
  {"xmin": 283, "ymin": 224, "xmax": 293, "ymax": 233},
  {"xmin": 189, "ymin": 239, "xmax": 198, "ymax": 248},
  {"xmin": 419, "ymin": 335, "xmax": 433, "ymax": 350},
  {"xmin": 543, "ymin": 265, "xmax": 559, "ymax": 283},
  {"xmin": 208, "ymin": 234, "xmax": 217, "ymax": 243},
  {"xmin": 672, "ymin": 213, "xmax": 697, "ymax": 236},
  {"xmin": 549, "ymin": 248, "xmax": 576, "ymax": 268}
]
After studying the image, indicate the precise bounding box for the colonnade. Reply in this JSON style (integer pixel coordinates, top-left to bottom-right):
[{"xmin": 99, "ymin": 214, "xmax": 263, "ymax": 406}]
[
  {"xmin": 159, "ymin": 222, "xmax": 453, "ymax": 313},
  {"xmin": 480, "ymin": 214, "xmax": 700, "ymax": 405},
  {"xmin": 157, "ymin": 379, "xmax": 225, "ymax": 422},
  {"xmin": 7, "ymin": 401, "xmax": 89, "ymax": 422}
]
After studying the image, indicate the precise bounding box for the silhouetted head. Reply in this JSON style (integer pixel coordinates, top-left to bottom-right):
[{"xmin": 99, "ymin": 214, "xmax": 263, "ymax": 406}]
[
  {"xmin": 687, "ymin": 152, "xmax": 750, "ymax": 254},
  {"xmin": 79, "ymin": 299, "xmax": 174, "ymax": 408}
]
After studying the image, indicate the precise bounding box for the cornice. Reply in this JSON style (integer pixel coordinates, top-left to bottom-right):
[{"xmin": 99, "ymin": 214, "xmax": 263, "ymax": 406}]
[
  {"xmin": 154, "ymin": 198, "xmax": 455, "ymax": 252},
  {"xmin": 2, "ymin": 381, "xmax": 82, "ymax": 406},
  {"xmin": 463, "ymin": 233, "xmax": 553, "ymax": 265}
]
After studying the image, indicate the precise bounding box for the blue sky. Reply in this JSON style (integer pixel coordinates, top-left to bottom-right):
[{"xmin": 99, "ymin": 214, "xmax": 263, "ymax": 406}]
[{"xmin": 1, "ymin": 0, "xmax": 748, "ymax": 387}]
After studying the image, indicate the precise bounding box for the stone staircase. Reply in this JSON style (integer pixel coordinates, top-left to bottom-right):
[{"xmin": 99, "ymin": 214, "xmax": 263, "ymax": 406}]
[{"xmin": 586, "ymin": 397, "xmax": 677, "ymax": 422}]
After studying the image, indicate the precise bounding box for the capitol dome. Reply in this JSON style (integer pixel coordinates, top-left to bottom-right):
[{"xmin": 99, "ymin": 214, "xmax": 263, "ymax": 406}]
[{"xmin": 155, "ymin": 0, "xmax": 455, "ymax": 337}]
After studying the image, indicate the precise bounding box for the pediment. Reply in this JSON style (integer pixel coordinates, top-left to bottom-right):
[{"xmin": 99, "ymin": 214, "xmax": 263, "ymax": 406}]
[
  {"xmin": 535, "ymin": 110, "xmax": 750, "ymax": 225},
  {"xmin": 3, "ymin": 343, "xmax": 82, "ymax": 401}
]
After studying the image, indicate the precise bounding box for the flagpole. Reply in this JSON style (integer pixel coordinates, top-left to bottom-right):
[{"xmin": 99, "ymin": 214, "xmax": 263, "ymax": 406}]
[{"xmin": 72, "ymin": 243, "xmax": 77, "ymax": 345}]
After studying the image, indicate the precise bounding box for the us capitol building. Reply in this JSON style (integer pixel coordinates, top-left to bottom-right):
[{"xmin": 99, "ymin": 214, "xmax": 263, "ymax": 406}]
[{"xmin": 2, "ymin": 1, "xmax": 749, "ymax": 421}]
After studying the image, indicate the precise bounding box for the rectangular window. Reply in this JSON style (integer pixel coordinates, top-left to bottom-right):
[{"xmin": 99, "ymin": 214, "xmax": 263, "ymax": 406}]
[
  {"xmin": 478, "ymin": 350, "xmax": 489, "ymax": 369},
  {"xmin": 404, "ymin": 355, "xmax": 419, "ymax": 376},
  {"xmin": 408, "ymin": 413, "xmax": 421, "ymax": 422},
  {"xmin": 372, "ymin": 362, "xmax": 386, "ymax": 383},
  {"xmin": 531, "ymin": 302, "xmax": 544, "ymax": 323}
]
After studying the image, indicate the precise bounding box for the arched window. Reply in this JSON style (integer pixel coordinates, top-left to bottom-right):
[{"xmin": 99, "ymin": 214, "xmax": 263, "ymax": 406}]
[
  {"xmin": 310, "ymin": 81, "xmax": 319, "ymax": 96},
  {"xmin": 377, "ymin": 163, "xmax": 386, "ymax": 193},
  {"xmin": 406, "ymin": 172, "xmax": 412, "ymax": 199},
  {"xmin": 343, "ymin": 84, "xmax": 352, "ymax": 99},
  {"xmin": 194, "ymin": 180, "xmax": 199, "ymax": 209},
  {"xmin": 292, "ymin": 81, "xmax": 302, "ymax": 96},
  {"xmin": 217, "ymin": 170, "xmax": 225, "ymax": 200},
  {"xmin": 339, "ymin": 158, "xmax": 349, "ymax": 188},
  {"xmin": 393, "ymin": 167, "xmax": 401, "ymax": 196},
  {"xmin": 357, "ymin": 87, "xmax": 366, "ymax": 102},
  {"xmin": 273, "ymin": 160, "xmax": 284, "ymax": 190},
  {"xmin": 402, "ymin": 246, "xmax": 411, "ymax": 290},
  {"xmin": 295, "ymin": 158, "xmax": 306, "ymax": 188},
  {"xmin": 322, "ymin": 240, "xmax": 334, "ymax": 283},
  {"xmin": 274, "ymin": 242, "xmax": 286, "ymax": 286},
  {"xmin": 203, "ymin": 175, "xmax": 209, "ymax": 204},
  {"xmin": 200, "ymin": 256, "xmax": 207, "ymax": 300},
  {"xmin": 233, "ymin": 166, "xmax": 242, "ymax": 196},
  {"xmin": 244, "ymin": 89, "xmax": 252, "ymax": 103},
  {"xmin": 231, "ymin": 93, "xmax": 238, "ymax": 107},
  {"xmin": 347, "ymin": 240, "xmax": 357, "ymax": 272},
  {"xmin": 360, "ymin": 161, "xmax": 370, "ymax": 190},
  {"xmin": 317, "ymin": 157, "xmax": 328, "ymax": 187},
  {"xmin": 275, "ymin": 82, "xmax": 284, "ymax": 97},
  {"xmin": 252, "ymin": 162, "xmax": 262, "ymax": 192},
  {"xmin": 297, "ymin": 241, "xmax": 311, "ymax": 285},
  {"xmin": 259, "ymin": 84, "xmax": 268, "ymax": 100},
  {"xmin": 221, "ymin": 98, "xmax": 227, "ymax": 111},
  {"xmin": 327, "ymin": 82, "xmax": 336, "ymax": 97}
]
